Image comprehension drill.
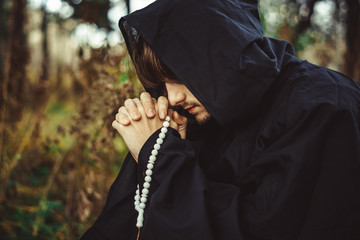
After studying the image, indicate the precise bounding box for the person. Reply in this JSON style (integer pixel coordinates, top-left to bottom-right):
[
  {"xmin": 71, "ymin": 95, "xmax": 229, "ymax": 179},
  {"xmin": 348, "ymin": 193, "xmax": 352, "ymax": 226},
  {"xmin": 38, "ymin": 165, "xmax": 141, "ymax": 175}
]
[{"xmin": 81, "ymin": 0, "xmax": 360, "ymax": 239}]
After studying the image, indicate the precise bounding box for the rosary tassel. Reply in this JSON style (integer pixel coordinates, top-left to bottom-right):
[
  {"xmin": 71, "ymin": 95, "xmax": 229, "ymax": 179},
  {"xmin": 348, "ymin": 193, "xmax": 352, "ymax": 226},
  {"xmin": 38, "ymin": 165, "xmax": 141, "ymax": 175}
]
[{"xmin": 136, "ymin": 227, "xmax": 141, "ymax": 240}]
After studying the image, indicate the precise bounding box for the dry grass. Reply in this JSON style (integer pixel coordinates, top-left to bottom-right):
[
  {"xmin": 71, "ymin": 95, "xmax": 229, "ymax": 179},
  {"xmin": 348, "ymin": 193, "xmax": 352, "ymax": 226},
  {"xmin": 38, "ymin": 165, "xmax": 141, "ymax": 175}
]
[{"xmin": 0, "ymin": 44, "xmax": 143, "ymax": 239}]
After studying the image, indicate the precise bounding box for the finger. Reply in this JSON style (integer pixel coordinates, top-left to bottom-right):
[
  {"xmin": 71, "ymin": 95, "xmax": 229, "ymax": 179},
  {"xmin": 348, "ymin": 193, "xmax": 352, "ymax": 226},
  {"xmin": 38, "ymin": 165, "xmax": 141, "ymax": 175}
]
[
  {"xmin": 153, "ymin": 98, "xmax": 160, "ymax": 117},
  {"xmin": 124, "ymin": 99, "xmax": 141, "ymax": 121},
  {"xmin": 115, "ymin": 112, "xmax": 131, "ymax": 126},
  {"xmin": 153, "ymin": 98, "xmax": 158, "ymax": 112},
  {"xmin": 158, "ymin": 96, "xmax": 168, "ymax": 120},
  {"xmin": 140, "ymin": 92, "xmax": 156, "ymax": 118},
  {"xmin": 167, "ymin": 109, "xmax": 178, "ymax": 131},
  {"xmin": 112, "ymin": 120, "xmax": 125, "ymax": 133},
  {"xmin": 117, "ymin": 106, "xmax": 131, "ymax": 124},
  {"xmin": 173, "ymin": 111, "xmax": 187, "ymax": 139},
  {"xmin": 133, "ymin": 98, "xmax": 146, "ymax": 116},
  {"xmin": 173, "ymin": 111, "xmax": 188, "ymax": 126}
]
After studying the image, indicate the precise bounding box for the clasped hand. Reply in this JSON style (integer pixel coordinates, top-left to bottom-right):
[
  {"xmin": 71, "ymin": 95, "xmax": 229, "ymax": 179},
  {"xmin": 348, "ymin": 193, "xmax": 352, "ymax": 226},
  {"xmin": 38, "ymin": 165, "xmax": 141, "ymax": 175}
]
[{"xmin": 112, "ymin": 92, "xmax": 187, "ymax": 162}]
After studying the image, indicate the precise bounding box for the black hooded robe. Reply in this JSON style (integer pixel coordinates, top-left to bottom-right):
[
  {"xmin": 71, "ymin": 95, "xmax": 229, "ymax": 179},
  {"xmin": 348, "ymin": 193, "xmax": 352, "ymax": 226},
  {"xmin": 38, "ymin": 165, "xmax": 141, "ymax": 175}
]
[{"xmin": 81, "ymin": 0, "xmax": 360, "ymax": 239}]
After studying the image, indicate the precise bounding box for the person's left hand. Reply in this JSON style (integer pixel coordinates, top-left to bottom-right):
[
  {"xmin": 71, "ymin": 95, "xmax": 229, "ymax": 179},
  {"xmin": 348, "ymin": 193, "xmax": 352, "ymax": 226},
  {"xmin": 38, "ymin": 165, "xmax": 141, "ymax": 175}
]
[{"xmin": 112, "ymin": 97, "xmax": 179, "ymax": 162}]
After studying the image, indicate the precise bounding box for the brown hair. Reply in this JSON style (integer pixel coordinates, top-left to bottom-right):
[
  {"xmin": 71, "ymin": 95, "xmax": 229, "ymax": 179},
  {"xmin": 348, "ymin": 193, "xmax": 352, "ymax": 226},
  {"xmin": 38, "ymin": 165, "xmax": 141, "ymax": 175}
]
[{"xmin": 131, "ymin": 37, "xmax": 180, "ymax": 91}]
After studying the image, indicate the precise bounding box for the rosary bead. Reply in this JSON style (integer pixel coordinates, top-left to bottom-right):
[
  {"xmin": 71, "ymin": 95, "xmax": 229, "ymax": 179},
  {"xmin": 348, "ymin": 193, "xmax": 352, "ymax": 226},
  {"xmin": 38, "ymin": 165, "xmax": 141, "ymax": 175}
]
[
  {"xmin": 134, "ymin": 116, "xmax": 169, "ymax": 230},
  {"xmin": 143, "ymin": 182, "xmax": 150, "ymax": 189},
  {"xmin": 154, "ymin": 143, "xmax": 161, "ymax": 150},
  {"xmin": 146, "ymin": 169, "xmax": 153, "ymax": 176},
  {"xmin": 156, "ymin": 138, "xmax": 163, "ymax": 145},
  {"xmin": 161, "ymin": 127, "xmax": 168, "ymax": 133},
  {"xmin": 135, "ymin": 203, "xmax": 140, "ymax": 210},
  {"xmin": 147, "ymin": 163, "xmax": 154, "ymax": 169},
  {"xmin": 145, "ymin": 176, "xmax": 152, "ymax": 182},
  {"xmin": 142, "ymin": 188, "xmax": 149, "ymax": 195}
]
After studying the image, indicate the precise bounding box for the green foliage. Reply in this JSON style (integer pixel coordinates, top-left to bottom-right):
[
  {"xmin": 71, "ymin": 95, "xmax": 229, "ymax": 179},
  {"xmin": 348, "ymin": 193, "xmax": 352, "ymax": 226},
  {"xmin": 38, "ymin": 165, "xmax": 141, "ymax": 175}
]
[
  {"xmin": 259, "ymin": 11, "xmax": 267, "ymax": 35},
  {"xmin": 294, "ymin": 29, "xmax": 325, "ymax": 53},
  {"xmin": 0, "ymin": 44, "xmax": 140, "ymax": 239}
]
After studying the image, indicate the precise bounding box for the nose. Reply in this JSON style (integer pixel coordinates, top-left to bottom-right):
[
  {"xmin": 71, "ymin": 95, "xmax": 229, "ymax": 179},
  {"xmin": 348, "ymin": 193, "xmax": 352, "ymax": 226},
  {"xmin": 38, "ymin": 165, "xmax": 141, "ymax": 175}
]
[{"xmin": 165, "ymin": 83, "xmax": 186, "ymax": 106}]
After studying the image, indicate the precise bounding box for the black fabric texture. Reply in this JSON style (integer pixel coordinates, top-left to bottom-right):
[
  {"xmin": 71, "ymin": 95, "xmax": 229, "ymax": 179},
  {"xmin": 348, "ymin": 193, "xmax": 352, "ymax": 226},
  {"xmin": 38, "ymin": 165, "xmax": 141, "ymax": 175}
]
[{"xmin": 81, "ymin": 0, "xmax": 360, "ymax": 239}]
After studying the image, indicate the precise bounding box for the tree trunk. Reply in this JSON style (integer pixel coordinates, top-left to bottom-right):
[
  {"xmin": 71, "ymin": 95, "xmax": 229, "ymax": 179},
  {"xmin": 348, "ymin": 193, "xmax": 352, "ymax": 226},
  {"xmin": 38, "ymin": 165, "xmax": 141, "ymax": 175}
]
[
  {"xmin": 125, "ymin": 0, "xmax": 130, "ymax": 13},
  {"xmin": 343, "ymin": 0, "xmax": 360, "ymax": 82},
  {"xmin": 40, "ymin": 2, "xmax": 49, "ymax": 82},
  {"xmin": 296, "ymin": 0, "xmax": 317, "ymax": 36},
  {"xmin": 0, "ymin": 0, "xmax": 28, "ymax": 173},
  {"xmin": 0, "ymin": 0, "xmax": 7, "ymax": 79}
]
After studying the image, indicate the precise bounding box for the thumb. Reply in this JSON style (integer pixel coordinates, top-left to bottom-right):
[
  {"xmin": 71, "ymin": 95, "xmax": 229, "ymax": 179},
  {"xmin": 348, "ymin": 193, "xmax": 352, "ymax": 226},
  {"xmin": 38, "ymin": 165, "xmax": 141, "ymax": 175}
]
[
  {"xmin": 173, "ymin": 111, "xmax": 187, "ymax": 139},
  {"xmin": 167, "ymin": 109, "xmax": 179, "ymax": 131},
  {"xmin": 173, "ymin": 111, "xmax": 188, "ymax": 126}
]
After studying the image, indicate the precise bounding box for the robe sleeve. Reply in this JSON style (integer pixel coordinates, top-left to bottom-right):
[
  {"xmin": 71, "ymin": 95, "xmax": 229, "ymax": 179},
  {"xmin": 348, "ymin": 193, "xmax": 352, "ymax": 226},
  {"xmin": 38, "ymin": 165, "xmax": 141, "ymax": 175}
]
[
  {"xmin": 135, "ymin": 103, "xmax": 360, "ymax": 240},
  {"xmin": 82, "ymin": 103, "xmax": 360, "ymax": 240},
  {"xmin": 80, "ymin": 153, "xmax": 139, "ymax": 240},
  {"xmin": 135, "ymin": 128, "xmax": 245, "ymax": 240}
]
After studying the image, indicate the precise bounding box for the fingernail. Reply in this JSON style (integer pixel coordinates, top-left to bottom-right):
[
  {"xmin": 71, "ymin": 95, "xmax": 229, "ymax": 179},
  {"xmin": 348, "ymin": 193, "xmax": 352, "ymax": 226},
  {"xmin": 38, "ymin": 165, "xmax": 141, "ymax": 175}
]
[
  {"xmin": 120, "ymin": 118, "xmax": 129, "ymax": 125},
  {"xmin": 132, "ymin": 112, "xmax": 139, "ymax": 119},
  {"xmin": 148, "ymin": 109, "xmax": 155, "ymax": 116},
  {"xmin": 160, "ymin": 111, "xmax": 166, "ymax": 119}
]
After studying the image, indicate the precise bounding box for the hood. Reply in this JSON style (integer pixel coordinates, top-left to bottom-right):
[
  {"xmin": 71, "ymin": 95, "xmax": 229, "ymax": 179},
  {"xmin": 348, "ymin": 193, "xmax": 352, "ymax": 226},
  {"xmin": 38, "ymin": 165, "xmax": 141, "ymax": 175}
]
[{"xmin": 119, "ymin": 0, "xmax": 301, "ymax": 126}]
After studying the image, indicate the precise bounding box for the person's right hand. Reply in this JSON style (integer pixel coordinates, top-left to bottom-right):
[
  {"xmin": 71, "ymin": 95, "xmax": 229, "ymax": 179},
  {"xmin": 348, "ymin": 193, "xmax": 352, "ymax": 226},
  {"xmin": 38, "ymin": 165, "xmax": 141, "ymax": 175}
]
[{"xmin": 115, "ymin": 92, "xmax": 187, "ymax": 139}]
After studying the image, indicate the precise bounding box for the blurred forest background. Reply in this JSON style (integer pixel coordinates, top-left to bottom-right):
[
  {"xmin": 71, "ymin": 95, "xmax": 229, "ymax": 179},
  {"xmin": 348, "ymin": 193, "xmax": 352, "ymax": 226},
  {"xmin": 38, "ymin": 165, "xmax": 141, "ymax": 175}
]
[{"xmin": 0, "ymin": 0, "xmax": 359, "ymax": 239}]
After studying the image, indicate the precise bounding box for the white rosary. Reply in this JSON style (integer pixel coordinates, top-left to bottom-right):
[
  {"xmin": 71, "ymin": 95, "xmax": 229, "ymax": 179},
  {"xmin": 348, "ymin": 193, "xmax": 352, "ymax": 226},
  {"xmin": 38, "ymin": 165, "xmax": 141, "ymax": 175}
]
[{"xmin": 134, "ymin": 116, "xmax": 171, "ymax": 232}]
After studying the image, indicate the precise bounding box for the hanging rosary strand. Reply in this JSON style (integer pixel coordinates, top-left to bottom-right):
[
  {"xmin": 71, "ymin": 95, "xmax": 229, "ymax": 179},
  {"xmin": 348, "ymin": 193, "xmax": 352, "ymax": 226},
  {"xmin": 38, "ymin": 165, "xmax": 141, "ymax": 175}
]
[{"xmin": 134, "ymin": 116, "xmax": 171, "ymax": 240}]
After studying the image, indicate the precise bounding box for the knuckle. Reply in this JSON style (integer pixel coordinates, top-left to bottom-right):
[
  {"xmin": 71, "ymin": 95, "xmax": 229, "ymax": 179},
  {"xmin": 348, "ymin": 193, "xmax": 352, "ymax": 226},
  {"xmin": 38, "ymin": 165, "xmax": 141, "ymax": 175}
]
[
  {"xmin": 118, "ymin": 106, "xmax": 126, "ymax": 113},
  {"xmin": 140, "ymin": 92, "xmax": 151, "ymax": 99},
  {"xmin": 143, "ymin": 100, "xmax": 152, "ymax": 106},
  {"xmin": 141, "ymin": 93, "xmax": 153, "ymax": 106},
  {"xmin": 119, "ymin": 113, "xmax": 127, "ymax": 120},
  {"xmin": 112, "ymin": 120, "xmax": 120, "ymax": 129},
  {"xmin": 124, "ymin": 99, "xmax": 133, "ymax": 106},
  {"xmin": 140, "ymin": 92, "xmax": 145, "ymax": 98},
  {"xmin": 158, "ymin": 96, "xmax": 168, "ymax": 102},
  {"xmin": 118, "ymin": 105, "xmax": 125, "ymax": 112},
  {"xmin": 133, "ymin": 98, "xmax": 143, "ymax": 109}
]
